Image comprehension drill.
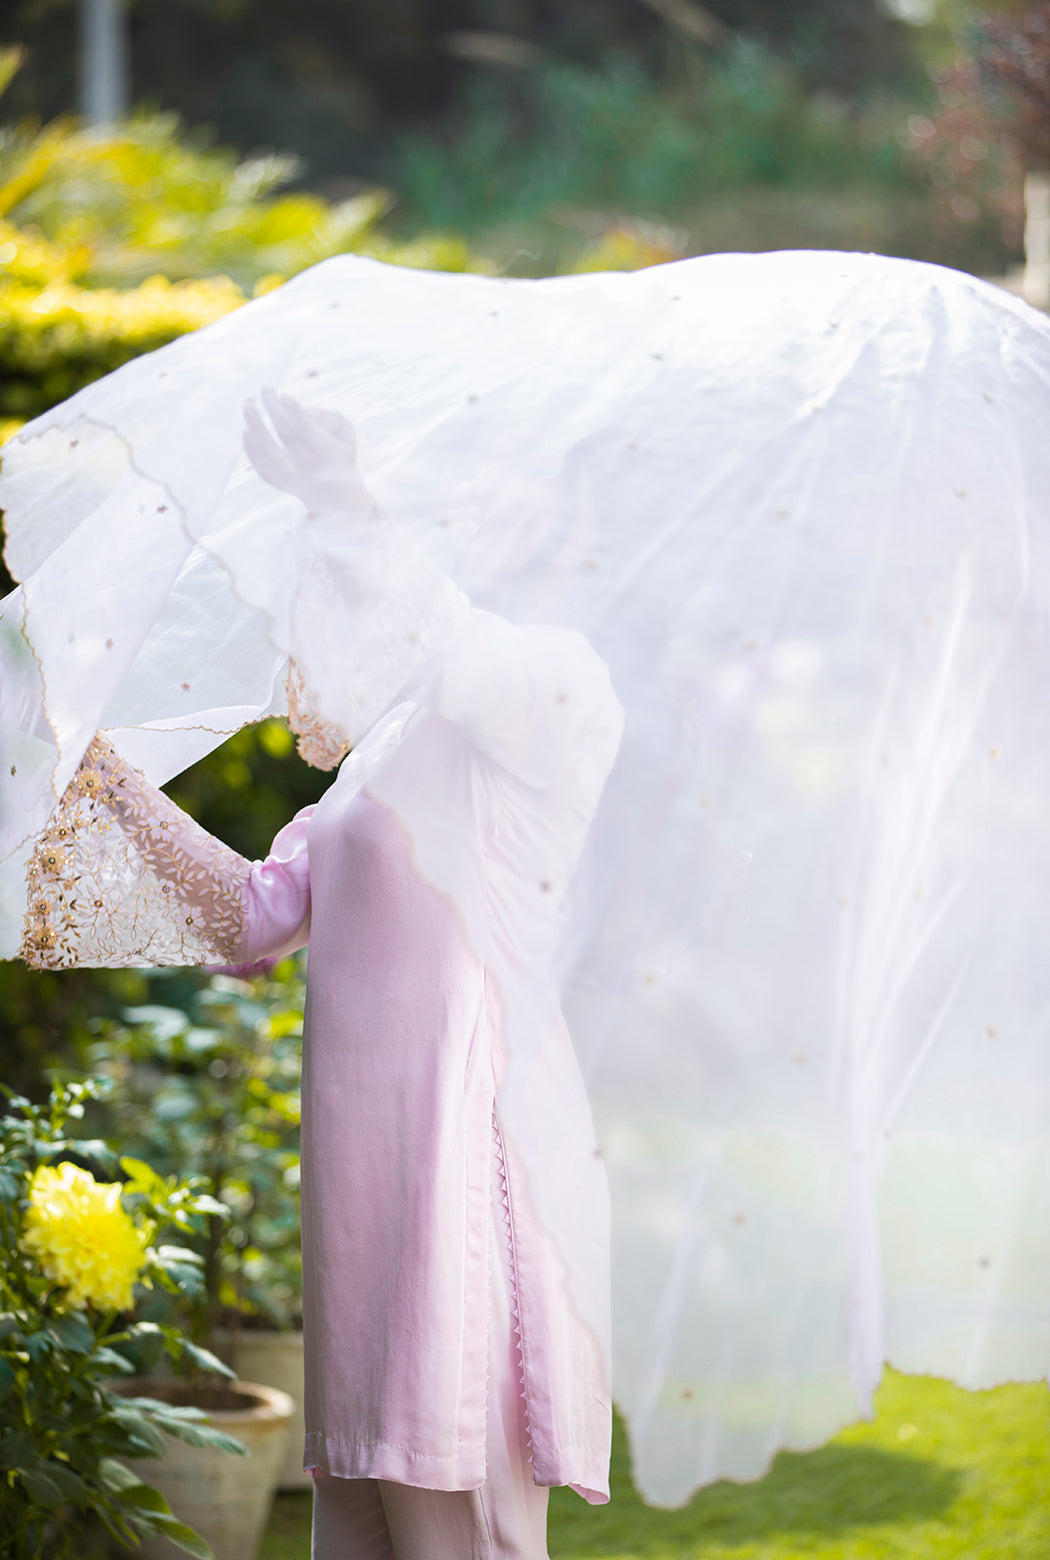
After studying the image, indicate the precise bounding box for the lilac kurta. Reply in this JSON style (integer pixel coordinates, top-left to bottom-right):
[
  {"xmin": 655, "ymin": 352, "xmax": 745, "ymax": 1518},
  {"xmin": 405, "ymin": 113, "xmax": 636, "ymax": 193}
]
[{"xmin": 238, "ymin": 614, "xmax": 624, "ymax": 1501}]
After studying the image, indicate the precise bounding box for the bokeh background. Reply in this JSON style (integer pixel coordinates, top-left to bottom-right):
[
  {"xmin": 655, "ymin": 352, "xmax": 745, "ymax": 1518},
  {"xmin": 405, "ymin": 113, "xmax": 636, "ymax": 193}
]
[{"xmin": 1, "ymin": 5, "xmax": 1049, "ymax": 1558}]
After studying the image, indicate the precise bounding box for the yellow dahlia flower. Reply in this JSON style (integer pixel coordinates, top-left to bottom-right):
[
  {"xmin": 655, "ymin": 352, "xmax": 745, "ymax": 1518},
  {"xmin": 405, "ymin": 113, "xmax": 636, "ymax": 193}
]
[{"xmin": 22, "ymin": 1162, "xmax": 149, "ymax": 1311}]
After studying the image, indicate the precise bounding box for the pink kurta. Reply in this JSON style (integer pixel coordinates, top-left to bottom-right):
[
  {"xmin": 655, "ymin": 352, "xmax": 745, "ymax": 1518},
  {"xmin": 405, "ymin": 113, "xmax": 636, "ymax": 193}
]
[
  {"xmin": 237, "ymin": 615, "xmax": 623, "ymax": 1501},
  {"xmin": 25, "ymin": 610, "xmax": 623, "ymax": 1503}
]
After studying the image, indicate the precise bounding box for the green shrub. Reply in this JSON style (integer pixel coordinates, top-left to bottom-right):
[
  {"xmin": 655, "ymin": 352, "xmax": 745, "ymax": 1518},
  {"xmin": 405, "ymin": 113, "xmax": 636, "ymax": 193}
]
[
  {"xmin": 0, "ymin": 1079, "xmax": 243, "ymax": 1560},
  {"xmin": 0, "ymin": 219, "xmax": 246, "ymax": 420},
  {"xmin": 87, "ymin": 962, "xmax": 308, "ymax": 1338}
]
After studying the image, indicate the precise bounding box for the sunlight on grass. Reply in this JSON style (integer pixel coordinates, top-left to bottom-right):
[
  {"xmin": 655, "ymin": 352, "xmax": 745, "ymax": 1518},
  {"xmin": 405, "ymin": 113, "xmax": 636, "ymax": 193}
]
[{"xmin": 260, "ymin": 1371, "xmax": 1050, "ymax": 1560}]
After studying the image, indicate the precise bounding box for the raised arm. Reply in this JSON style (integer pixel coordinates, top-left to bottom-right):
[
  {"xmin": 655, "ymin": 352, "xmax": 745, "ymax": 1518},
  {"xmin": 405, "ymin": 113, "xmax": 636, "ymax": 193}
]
[
  {"xmin": 21, "ymin": 732, "xmax": 314, "ymax": 970},
  {"xmin": 247, "ymin": 392, "xmax": 624, "ymax": 794}
]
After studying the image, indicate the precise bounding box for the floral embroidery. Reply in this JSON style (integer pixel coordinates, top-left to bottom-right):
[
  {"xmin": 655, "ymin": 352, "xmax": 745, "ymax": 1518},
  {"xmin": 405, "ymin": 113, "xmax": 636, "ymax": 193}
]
[
  {"xmin": 21, "ymin": 734, "xmax": 250, "ymax": 970},
  {"xmin": 285, "ymin": 661, "xmax": 350, "ymax": 771}
]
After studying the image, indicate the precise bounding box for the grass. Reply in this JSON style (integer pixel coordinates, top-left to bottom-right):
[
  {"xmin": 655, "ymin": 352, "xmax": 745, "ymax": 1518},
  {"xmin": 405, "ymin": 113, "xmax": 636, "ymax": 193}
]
[{"xmin": 260, "ymin": 1371, "xmax": 1050, "ymax": 1559}]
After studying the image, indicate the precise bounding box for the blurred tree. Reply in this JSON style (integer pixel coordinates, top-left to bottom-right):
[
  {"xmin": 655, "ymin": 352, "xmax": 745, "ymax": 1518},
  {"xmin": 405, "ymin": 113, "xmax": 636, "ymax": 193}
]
[
  {"xmin": 977, "ymin": 4, "xmax": 1050, "ymax": 166},
  {"xmin": 2, "ymin": 0, "xmax": 916, "ymax": 180},
  {"xmin": 906, "ymin": 6, "xmax": 1050, "ymax": 259}
]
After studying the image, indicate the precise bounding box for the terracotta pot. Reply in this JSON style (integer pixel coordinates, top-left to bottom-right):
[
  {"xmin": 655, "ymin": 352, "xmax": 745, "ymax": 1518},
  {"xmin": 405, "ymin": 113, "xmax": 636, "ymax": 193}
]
[
  {"xmin": 229, "ymin": 1329, "xmax": 310, "ymax": 1490},
  {"xmin": 115, "ymin": 1377, "xmax": 293, "ymax": 1560}
]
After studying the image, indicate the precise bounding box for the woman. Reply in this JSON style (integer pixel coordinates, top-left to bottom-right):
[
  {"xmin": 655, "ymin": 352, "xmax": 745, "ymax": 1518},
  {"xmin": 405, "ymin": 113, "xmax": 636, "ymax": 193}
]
[
  {"xmin": 19, "ymin": 393, "xmax": 623, "ymax": 1557},
  {"xmin": 5, "ymin": 249, "xmax": 1050, "ymax": 1518}
]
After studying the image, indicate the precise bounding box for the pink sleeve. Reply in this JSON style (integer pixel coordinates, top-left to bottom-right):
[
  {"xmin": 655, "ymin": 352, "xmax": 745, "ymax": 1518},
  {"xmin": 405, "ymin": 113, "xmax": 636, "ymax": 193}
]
[{"xmin": 241, "ymin": 805, "xmax": 315, "ymax": 963}]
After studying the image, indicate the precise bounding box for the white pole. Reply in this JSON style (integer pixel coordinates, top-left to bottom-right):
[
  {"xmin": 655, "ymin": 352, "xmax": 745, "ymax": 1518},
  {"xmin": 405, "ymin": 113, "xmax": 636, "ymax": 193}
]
[
  {"xmin": 1022, "ymin": 169, "xmax": 1050, "ymax": 312},
  {"xmin": 80, "ymin": 0, "xmax": 127, "ymax": 126}
]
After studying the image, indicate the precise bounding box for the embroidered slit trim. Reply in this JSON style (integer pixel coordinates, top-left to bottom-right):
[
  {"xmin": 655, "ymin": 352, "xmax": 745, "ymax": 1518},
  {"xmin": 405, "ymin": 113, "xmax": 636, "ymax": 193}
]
[
  {"xmin": 285, "ymin": 661, "xmax": 351, "ymax": 772},
  {"xmin": 493, "ymin": 1110, "xmax": 535, "ymax": 1464},
  {"xmin": 20, "ymin": 733, "xmax": 250, "ymax": 970}
]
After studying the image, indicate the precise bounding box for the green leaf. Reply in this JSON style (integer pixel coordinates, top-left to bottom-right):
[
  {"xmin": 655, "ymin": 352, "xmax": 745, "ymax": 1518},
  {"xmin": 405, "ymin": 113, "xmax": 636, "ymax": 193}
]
[
  {"xmin": 188, "ymin": 1194, "xmax": 229, "ymax": 1217},
  {"xmin": 20, "ymin": 1464, "xmax": 65, "ymax": 1508},
  {"xmin": 25, "ymin": 1330, "xmax": 51, "ymax": 1362},
  {"xmin": 46, "ymin": 1311, "xmax": 94, "ymax": 1353},
  {"xmin": 115, "ymin": 1480, "xmax": 174, "ymax": 1514},
  {"xmin": 98, "ymin": 1456, "xmax": 144, "ymax": 1492},
  {"xmin": 93, "ymin": 1345, "xmax": 137, "ymax": 1374},
  {"xmin": 183, "ymin": 1027, "xmax": 223, "ymax": 1054},
  {"xmin": 154, "ymin": 1245, "xmax": 207, "ymax": 1295},
  {"xmin": 180, "ymin": 1340, "xmax": 235, "ymax": 1378},
  {"xmin": 155, "ymin": 1245, "xmax": 204, "ymax": 1267},
  {"xmin": 106, "ymin": 1404, "xmax": 168, "ymax": 1456},
  {"xmin": 153, "ymin": 1415, "xmax": 247, "ymax": 1456},
  {"xmin": 120, "ymin": 1155, "xmax": 168, "ymax": 1195},
  {"xmin": 0, "ymin": 1427, "xmax": 33, "ymax": 1469},
  {"xmin": 37, "ymin": 1459, "xmax": 91, "ymax": 1504},
  {"xmin": 0, "ymin": 1167, "xmax": 21, "ymax": 1199},
  {"xmin": 97, "ymin": 1504, "xmax": 140, "ymax": 1547},
  {"xmin": 0, "ymin": 1358, "xmax": 15, "ymax": 1402},
  {"xmin": 121, "ymin": 1005, "xmax": 189, "ymax": 1041},
  {"xmin": 144, "ymin": 1515, "xmax": 215, "ymax": 1560},
  {"xmin": 129, "ymin": 1320, "xmax": 163, "ymax": 1338},
  {"xmin": 74, "ymin": 1138, "xmax": 119, "ymax": 1170}
]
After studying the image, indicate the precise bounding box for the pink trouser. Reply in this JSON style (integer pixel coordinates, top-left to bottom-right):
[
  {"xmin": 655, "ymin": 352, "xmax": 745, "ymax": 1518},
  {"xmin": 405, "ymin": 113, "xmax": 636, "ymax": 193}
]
[{"xmin": 310, "ymin": 1198, "xmax": 550, "ymax": 1559}]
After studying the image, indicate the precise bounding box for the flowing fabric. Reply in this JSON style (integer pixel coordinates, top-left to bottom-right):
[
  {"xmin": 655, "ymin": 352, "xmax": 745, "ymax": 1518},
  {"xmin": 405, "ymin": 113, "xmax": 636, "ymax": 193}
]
[{"xmin": 2, "ymin": 249, "xmax": 1050, "ymax": 1505}]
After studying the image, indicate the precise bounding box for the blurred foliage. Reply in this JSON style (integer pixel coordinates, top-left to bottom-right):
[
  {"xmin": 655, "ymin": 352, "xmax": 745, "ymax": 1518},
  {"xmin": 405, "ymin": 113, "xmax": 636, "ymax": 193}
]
[
  {"xmin": 0, "ymin": 0, "xmax": 916, "ymax": 182},
  {"xmin": 0, "ymin": 220, "xmax": 244, "ymax": 422},
  {"xmin": 391, "ymin": 45, "xmax": 917, "ymax": 232},
  {"xmin": 0, "ymin": 963, "xmax": 148, "ymax": 1102},
  {"xmin": 389, "ymin": 40, "xmax": 1017, "ymax": 277},
  {"xmin": 968, "ymin": 5, "xmax": 1050, "ymax": 166},
  {"xmin": 84, "ymin": 961, "xmax": 307, "ymax": 1340},
  {"xmin": 0, "ymin": 61, "xmax": 479, "ymax": 427},
  {"xmin": 566, "ymin": 219, "xmax": 686, "ymax": 273},
  {"xmin": 1, "ymin": 110, "xmax": 397, "ymax": 291},
  {"xmin": 162, "ymin": 720, "xmax": 328, "ymax": 878},
  {"xmin": 902, "ymin": 6, "xmax": 1050, "ymax": 255}
]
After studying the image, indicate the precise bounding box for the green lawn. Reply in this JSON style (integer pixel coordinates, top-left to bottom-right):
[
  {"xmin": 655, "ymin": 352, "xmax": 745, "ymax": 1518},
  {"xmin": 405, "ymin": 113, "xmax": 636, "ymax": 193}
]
[{"xmin": 260, "ymin": 1371, "xmax": 1050, "ymax": 1560}]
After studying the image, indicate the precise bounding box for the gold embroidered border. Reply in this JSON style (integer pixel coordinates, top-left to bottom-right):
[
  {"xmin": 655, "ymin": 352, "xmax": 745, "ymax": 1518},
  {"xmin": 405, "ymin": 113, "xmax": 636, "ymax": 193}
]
[{"xmin": 21, "ymin": 735, "xmax": 249, "ymax": 970}]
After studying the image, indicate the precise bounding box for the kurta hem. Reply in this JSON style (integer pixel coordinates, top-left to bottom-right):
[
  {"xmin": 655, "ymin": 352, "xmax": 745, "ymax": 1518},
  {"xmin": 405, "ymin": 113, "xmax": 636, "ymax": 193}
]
[{"xmin": 303, "ymin": 1431, "xmax": 486, "ymax": 1492}]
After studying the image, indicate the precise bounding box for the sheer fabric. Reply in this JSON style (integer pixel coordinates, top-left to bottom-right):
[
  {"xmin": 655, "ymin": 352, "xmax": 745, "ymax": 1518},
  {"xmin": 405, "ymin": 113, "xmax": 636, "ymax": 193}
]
[{"xmin": 3, "ymin": 250, "xmax": 1050, "ymax": 1504}]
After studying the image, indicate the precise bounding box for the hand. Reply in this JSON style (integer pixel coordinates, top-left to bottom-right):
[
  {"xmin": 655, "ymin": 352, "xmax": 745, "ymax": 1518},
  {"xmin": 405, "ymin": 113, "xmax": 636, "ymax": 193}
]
[{"xmin": 243, "ymin": 388, "xmax": 380, "ymax": 522}]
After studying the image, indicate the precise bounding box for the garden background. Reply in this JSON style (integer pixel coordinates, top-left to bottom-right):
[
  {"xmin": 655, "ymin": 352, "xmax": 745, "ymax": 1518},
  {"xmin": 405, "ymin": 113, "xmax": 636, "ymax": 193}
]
[{"xmin": 1, "ymin": 2, "xmax": 1048, "ymax": 1557}]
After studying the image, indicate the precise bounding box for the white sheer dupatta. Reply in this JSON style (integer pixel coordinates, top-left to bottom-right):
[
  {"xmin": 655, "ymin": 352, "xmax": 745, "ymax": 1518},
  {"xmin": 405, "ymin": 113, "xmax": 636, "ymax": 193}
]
[{"xmin": 3, "ymin": 250, "xmax": 1050, "ymax": 1504}]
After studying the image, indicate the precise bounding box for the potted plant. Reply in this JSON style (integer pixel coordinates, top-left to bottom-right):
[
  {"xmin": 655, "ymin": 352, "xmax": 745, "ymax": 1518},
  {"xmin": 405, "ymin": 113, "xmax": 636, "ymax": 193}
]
[
  {"xmin": 0, "ymin": 1078, "xmax": 249, "ymax": 1560},
  {"xmin": 89, "ymin": 957, "xmax": 310, "ymax": 1492}
]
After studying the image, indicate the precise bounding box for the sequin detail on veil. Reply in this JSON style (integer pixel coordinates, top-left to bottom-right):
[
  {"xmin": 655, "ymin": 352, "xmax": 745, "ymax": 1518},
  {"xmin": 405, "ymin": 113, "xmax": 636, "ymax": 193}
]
[
  {"xmin": 21, "ymin": 734, "xmax": 250, "ymax": 969},
  {"xmin": 285, "ymin": 661, "xmax": 350, "ymax": 771}
]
